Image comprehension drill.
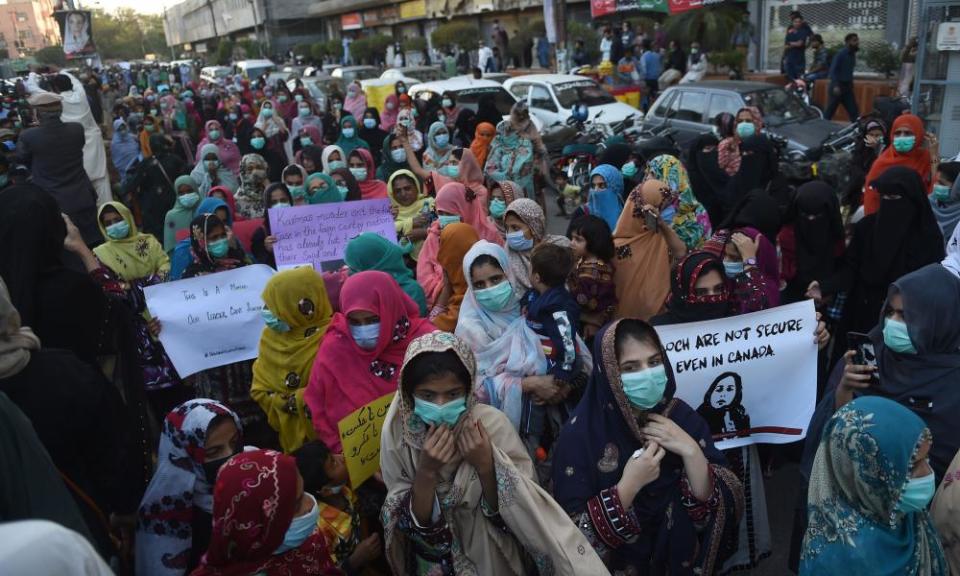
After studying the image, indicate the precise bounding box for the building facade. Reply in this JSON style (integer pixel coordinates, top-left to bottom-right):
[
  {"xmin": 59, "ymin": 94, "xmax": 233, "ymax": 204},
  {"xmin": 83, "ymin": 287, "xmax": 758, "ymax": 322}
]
[{"xmin": 0, "ymin": 0, "xmax": 60, "ymax": 59}]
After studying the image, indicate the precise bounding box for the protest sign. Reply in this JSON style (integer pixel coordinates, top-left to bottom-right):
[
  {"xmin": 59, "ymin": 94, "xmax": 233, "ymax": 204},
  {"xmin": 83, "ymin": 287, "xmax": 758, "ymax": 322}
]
[
  {"xmin": 338, "ymin": 392, "xmax": 395, "ymax": 488},
  {"xmin": 653, "ymin": 300, "xmax": 817, "ymax": 450},
  {"xmin": 144, "ymin": 264, "xmax": 275, "ymax": 377},
  {"xmin": 269, "ymin": 200, "xmax": 397, "ymax": 271}
]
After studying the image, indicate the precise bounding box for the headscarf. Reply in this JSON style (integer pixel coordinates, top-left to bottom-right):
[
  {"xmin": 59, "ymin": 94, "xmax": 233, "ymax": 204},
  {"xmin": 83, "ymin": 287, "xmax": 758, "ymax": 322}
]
[
  {"xmin": 717, "ymin": 112, "xmax": 741, "ymax": 176},
  {"xmin": 110, "ymin": 117, "xmax": 140, "ymax": 175},
  {"xmin": 0, "ymin": 277, "xmax": 40, "ymax": 380},
  {"xmin": 613, "ymin": 180, "xmax": 673, "ymax": 320},
  {"xmin": 380, "ymin": 331, "xmax": 609, "ymax": 575},
  {"xmin": 207, "ymin": 186, "xmax": 239, "ymax": 221},
  {"xmin": 701, "ymin": 226, "xmax": 780, "ymax": 310},
  {"xmin": 195, "ymin": 119, "xmax": 241, "ymax": 175},
  {"xmin": 140, "ymin": 115, "xmax": 158, "ymax": 157},
  {"xmin": 296, "ymin": 143, "xmax": 325, "ymax": 175},
  {"xmin": 344, "ymin": 233, "xmax": 428, "ymax": 315},
  {"xmin": 719, "ymin": 189, "xmax": 783, "ymax": 244},
  {"xmin": 376, "ymin": 133, "xmax": 409, "ymax": 181},
  {"xmin": 94, "ymin": 202, "xmax": 170, "ymax": 282},
  {"xmin": 432, "ymin": 223, "xmax": 480, "ymax": 331},
  {"xmin": 645, "ymin": 154, "xmax": 712, "ymax": 249},
  {"xmin": 305, "ymin": 271, "xmax": 435, "ymax": 453},
  {"xmin": 930, "ymin": 161, "xmax": 960, "ymax": 243},
  {"xmin": 281, "ymin": 163, "xmax": 308, "ymax": 203},
  {"xmin": 503, "ymin": 197, "xmax": 570, "ymax": 292},
  {"xmin": 470, "ymin": 121, "xmax": 496, "ymax": 169},
  {"xmin": 552, "ymin": 320, "xmax": 743, "ymax": 574},
  {"xmin": 587, "ymin": 164, "xmax": 625, "ymax": 231},
  {"xmin": 487, "ymin": 118, "xmax": 536, "ymax": 198},
  {"xmin": 650, "ymin": 251, "xmax": 729, "ymax": 326},
  {"xmin": 342, "ymin": 81, "xmax": 367, "ymax": 120},
  {"xmin": 423, "ymin": 121, "xmax": 455, "ymax": 171},
  {"xmin": 944, "ymin": 225, "xmax": 960, "ymax": 278},
  {"xmin": 330, "ymin": 167, "xmax": 362, "ymax": 202},
  {"xmin": 864, "ymin": 114, "xmax": 933, "ymax": 214},
  {"xmin": 793, "ymin": 181, "xmax": 844, "ymax": 290},
  {"xmin": 335, "ymin": 114, "xmax": 368, "ymax": 156},
  {"xmin": 183, "ymin": 214, "xmax": 246, "ymax": 278},
  {"xmin": 801, "ymin": 396, "xmax": 946, "ymax": 575},
  {"xmin": 234, "ymin": 153, "xmax": 268, "ymax": 219},
  {"xmin": 191, "ymin": 449, "xmax": 338, "ymax": 576},
  {"xmin": 304, "ymin": 172, "xmax": 339, "ymax": 204},
  {"xmin": 349, "ymin": 148, "xmax": 387, "ymax": 200},
  {"xmin": 933, "ymin": 450, "xmax": 960, "ymax": 574},
  {"xmin": 251, "ymin": 266, "xmax": 332, "ymax": 453},
  {"xmin": 380, "ymin": 93, "xmax": 399, "ymax": 132},
  {"xmin": 190, "ymin": 143, "xmax": 239, "ymax": 196},
  {"xmin": 169, "ymin": 197, "xmax": 233, "ymax": 281},
  {"xmin": 395, "ymin": 107, "xmax": 423, "ymax": 151},
  {"xmin": 254, "ymin": 104, "xmax": 286, "ymax": 138},
  {"xmin": 164, "ymin": 175, "xmax": 200, "ymax": 252},
  {"xmin": 320, "ymin": 145, "xmax": 345, "ymax": 174},
  {"xmin": 135, "ymin": 399, "xmax": 242, "ymax": 576}
]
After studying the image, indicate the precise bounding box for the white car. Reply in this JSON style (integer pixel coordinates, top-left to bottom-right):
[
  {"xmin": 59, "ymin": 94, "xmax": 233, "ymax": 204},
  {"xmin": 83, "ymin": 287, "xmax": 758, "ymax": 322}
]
[
  {"xmin": 408, "ymin": 78, "xmax": 542, "ymax": 130},
  {"xmin": 380, "ymin": 66, "xmax": 446, "ymax": 86},
  {"xmin": 503, "ymin": 74, "xmax": 641, "ymax": 134}
]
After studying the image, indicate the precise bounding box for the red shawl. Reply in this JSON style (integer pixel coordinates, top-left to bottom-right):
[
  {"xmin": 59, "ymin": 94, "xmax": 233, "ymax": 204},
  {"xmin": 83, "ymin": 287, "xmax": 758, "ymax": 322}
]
[
  {"xmin": 350, "ymin": 148, "xmax": 388, "ymax": 200},
  {"xmin": 863, "ymin": 113, "xmax": 932, "ymax": 214}
]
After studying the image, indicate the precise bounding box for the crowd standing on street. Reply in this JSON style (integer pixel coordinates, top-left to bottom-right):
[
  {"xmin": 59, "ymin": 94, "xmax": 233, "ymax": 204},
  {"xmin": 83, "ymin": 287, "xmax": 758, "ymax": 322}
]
[{"xmin": 0, "ymin": 12, "xmax": 959, "ymax": 576}]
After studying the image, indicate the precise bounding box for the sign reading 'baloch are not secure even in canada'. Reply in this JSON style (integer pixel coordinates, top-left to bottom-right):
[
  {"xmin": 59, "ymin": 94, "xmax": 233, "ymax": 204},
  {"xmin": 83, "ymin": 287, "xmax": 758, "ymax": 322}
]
[{"xmin": 339, "ymin": 393, "xmax": 396, "ymax": 488}]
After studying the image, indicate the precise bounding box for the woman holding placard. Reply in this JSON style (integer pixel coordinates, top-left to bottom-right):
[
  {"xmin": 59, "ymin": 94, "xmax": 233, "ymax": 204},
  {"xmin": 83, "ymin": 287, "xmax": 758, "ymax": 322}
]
[
  {"xmin": 379, "ymin": 330, "xmax": 607, "ymax": 575},
  {"xmin": 552, "ymin": 318, "xmax": 743, "ymax": 575}
]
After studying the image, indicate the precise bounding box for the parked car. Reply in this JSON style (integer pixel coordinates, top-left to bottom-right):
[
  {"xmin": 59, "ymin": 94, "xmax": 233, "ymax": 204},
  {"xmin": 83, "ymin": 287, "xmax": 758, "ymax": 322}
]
[
  {"xmin": 408, "ymin": 78, "xmax": 542, "ymax": 130},
  {"xmin": 301, "ymin": 76, "xmax": 343, "ymax": 113},
  {"xmin": 234, "ymin": 59, "xmax": 275, "ymax": 81},
  {"xmin": 503, "ymin": 74, "xmax": 642, "ymax": 139},
  {"xmin": 331, "ymin": 66, "xmax": 381, "ymax": 84},
  {"xmin": 641, "ymin": 81, "xmax": 841, "ymax": 161},
  {"xmin": 200, "ymin": 66, "xmax": 232, "ymax": 85},
  {"xmin": 381, "ymin": 66, "xmax": 447, "ymax": 85}
]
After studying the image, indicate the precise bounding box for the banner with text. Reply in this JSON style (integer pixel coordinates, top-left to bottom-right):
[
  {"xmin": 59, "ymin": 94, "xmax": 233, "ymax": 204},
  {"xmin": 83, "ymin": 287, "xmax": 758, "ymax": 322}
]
[
  {"xmin": 653, "ymin": 300, "xmax": 817, "ymax": 450},
  {"xmin": 144, "ymin": 265, "xmax": 275, "ymax": 377},
  {"xmin": 339, "ymin": 393, "xmax": 395, "ymax": 488},
  {"xmin": 269, "ymin": 199, "xmax": 397, "ymax": 271}
]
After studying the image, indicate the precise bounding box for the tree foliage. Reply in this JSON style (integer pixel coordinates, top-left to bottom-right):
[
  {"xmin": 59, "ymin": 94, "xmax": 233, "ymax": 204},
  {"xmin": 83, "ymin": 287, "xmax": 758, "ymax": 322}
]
[
  {"xmin": 215, "ymin": 40, "xmax": 234, "ymax": 66},
  {"xmin": 402, "ymin": 37, "xmax": 427, "ymax": 54},
  {"xmin": 567, "ymin": 21, "xmax": 600, "ymax": 63},
  {"xmin": 864, "ymin": 44, "xmax": 901, "ymax": 78},
  {"xmin": 90, "ymin": 8, "xmax": 166, "ymax": 60},
  {"xmin": 351, "ymin": 34, "xmax": 392, "ymax": 65},
  {"xmin": 237, "ymin": 39, "xmax": 263, "ymax": 59},
  {"xmin": 663, "ymin": 5, "xmax": 740, "ymax": 52},
  {"xmin": 431, "ymin": 22, "xmax": 480, "ymax": 52},
  {"xmin": 311, "ymin": 40, "xmax": 340, "ymax": 62},
  {"xmin": 35, "ymin": 45, "xmax": 66, "ymax": 66}
]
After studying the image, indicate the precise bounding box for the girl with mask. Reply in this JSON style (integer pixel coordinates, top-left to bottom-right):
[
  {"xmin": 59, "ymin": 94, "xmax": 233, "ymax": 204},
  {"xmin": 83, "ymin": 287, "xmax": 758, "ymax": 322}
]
[
  {"xmin": 346, "ymin": 148, "xmax": 388, "ymax": 200},
  {"xmin": 644, "ymin": 154, "xmax": 711, "ymax": 250},
  {"xmin": 272, "ymin": 81, "xmax": 297, "ymax": 123},
  {"xmin": 253, "ymin": 100, "xmax": 288, "ymax": 143},
  {"xmin": 321, "ymin": 144, "xmax": 346, "ymax": 173},
  {"xmin": 931, "ymin": 160, "xmax": 960, "ymax": 244},
  {"xmin": 429, "ymin": 223, "xmax": 479, "ymax": 331},
  {"xmin": 234, "ymin": 153, "xmax": 270, "ymax": 219},
  {"xmin": 292, "ymin": 125, "xmax": 323, "ymax": 161},
  {"xmin": 295, "ymin": 140, "xmax": 324, "ymax": 174},
  {"xmin": 379, "ymin": 331, "xmax": 608, "ymax": 575},
  {"xmin": 503, "ymin": 198, "xmax": 571, "ymax": 293},
  {"xmin": 189, "ymin": 144, "xmax": 239, "ymax": 196},
  {"xmin": 700, "ymin": 226, "xmax": 779, "ymax": 315},
  {"xmin": 252, "ymin": 266, "xmax": 334, "ymax": 453},
  {"xmin": 167, "ymin": 196, "xmax": 238, "ymax": 281},
  {"xmin": 335, "ymin": 114, "xmax": 369, "ymax": 157},
  {"xmin": 568, "ymin": 164, "xmax": 624, "ymax": 233},
  {"xmin": 290, "ymin": 101, "xmax": 323, "ymax": 154},
  {"xmin": 330, "ymin": 167, "xmax": 363, "ymax": 202},
  {"xmin": 281, "ymin": 164, "xmax": 309, "ymax": 205},
  {"xmin": 249, "ymin": 126, "xmax": 285, "ymax": 182},
  {"xmin": 343, "ymin": 81, "xmax": 367, "ymax": 121},
  {"xmin": 358, "ymin": 106, "xmax": 387, "ymax": 161},
  {"xmin": 377, "ymin": 133, "xmax": 410, "ymax": 182},
  {"xmin": 305, "ymin": 172, "xmax": 342, "ymax": 205},
  {"xmin": 438, "ymin": 90, "xmax": 461, "ymax": 130},
  {"xmin": 864, "ymin": 113, "xmax": 934, "ymax": 214},
  {"xmin": 552, "ymin": 319, "xmax": 744, "ymax": 575},
  {"xmin": 487, "ymin": 180, "xmax": 520, "ymax": 236},
  {"xmin": 164, "ymin": 175, "xmax": 202, "ymax": 253},
  {"xmin": 801, "ymin": 396, "xmax": 947, "ymax": 575},
  {"xmin": 191, "ymin": 449, "xmax": 339, "ymax": 576},
  {"xmin": 385, "ymin": 169, "xmax": 432, "ymax": 260},
  {"xmin": 416, "ymin": 182, "xmax": 502, "ymax": 307},
  {"xmin": 393, "ymin": 80, "xmax": 408, "ymax": 99},
  {"xmin": 396, "ymin": 105, "xmax": 424, "ymax": 152},
  {"xmin": 194, "ymin": 120, "xmax": 240, "ymax": 175},
  {"xmin": 422, "ymin": 121, "xmax": 454, "ymax": 172},
  {"xmin": 136, "ymin": 399, "xmax": 243, "ymax": 576},
  {"xmin": 345, "ymin": 232, "xmax": 429, "ymax": 315},
  {"xmin": 251, "ymin": 183, "xmax": 294, "ymax": 267},
  {"xmin": 381, "ymin": 93, "xmax": 400, "ymax": 132},
  {"xmin": 306, "ymin": 270, "xmax": 435, "ymax": 454}
]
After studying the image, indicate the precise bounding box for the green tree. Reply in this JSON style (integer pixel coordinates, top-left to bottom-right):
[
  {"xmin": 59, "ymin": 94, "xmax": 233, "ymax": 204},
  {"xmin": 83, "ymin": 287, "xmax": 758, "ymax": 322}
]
[
  {"xmin": 864, "ymin": 44, "xmax": 901, "ymax": 78},
  {"xmin": 293, "ymin": 43, "xmax": 311, "ymax": 58},
  {"xmin": 311, "ymin": 39, "xmax": 340, "ymax": 62},
  {"xmin": 215, "ymin": 40, "xmax": 234, "ymax": 66},
  {"xmin": 35, "ymin": 45, "xmax": 66, "ymax": 66},
  {"xmin": 402, "ymin": 37, "xmax": 427, "ymax": 54},
  {"xmin": 567, "ymin": 21, "xmax": 600, "ymax": 64},
  {"xmin": 237, "ymin": 39, "xmax": 262, "ymax": 59},
  {"xmin": 431, "ymin": 22, "xmax": 479, "ymax": 52},
  {"xmin": 350, "ymin": 34, "xmax": 392, "ymax": 65},
  {"xmin": 663, "ymin": 5, "xmax": 740, "ymax": 52}
]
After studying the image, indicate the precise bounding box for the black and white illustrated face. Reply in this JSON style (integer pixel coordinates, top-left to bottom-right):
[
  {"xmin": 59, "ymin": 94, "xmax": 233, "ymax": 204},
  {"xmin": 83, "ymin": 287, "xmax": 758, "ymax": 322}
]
[{"xmin": 709, "ymin": 377, "xmax": 738, "ymax": 409}]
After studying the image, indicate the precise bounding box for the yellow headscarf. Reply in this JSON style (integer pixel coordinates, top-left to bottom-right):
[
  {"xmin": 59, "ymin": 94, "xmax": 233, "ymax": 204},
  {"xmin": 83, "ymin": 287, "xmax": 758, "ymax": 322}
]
[
  {"xmin": 388, "ymin": 169, "xmax": 433, "ymax": 236},
  {"xmin": 93, "ymin": 202, "xmax": 170, "ymax": 282},
  {"xmin": 251, "ymin": 266, "xmax": 333, "ymax": 452}
]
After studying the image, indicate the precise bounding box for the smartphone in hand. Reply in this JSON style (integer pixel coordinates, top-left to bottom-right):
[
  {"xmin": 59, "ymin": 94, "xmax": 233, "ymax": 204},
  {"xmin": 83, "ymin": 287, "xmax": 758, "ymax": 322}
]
[
  {"xmin": 643, "ymin": 209, "xmax": 658, "ymax": 232},
  {"xmin": 847, "ymin": 331, "xmax": 879, "ymax": 386}
]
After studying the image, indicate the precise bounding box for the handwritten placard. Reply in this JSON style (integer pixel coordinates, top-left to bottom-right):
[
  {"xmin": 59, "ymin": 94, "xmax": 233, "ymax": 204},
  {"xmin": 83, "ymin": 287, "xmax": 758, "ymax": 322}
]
[
  {"xmin": 338, "ymin": 392, "xmax": 395, "ymax": 488},
  {"xmin": 269, "ymin": 199, "xmax": 397, "ymax": 270},
  {"xmin": 654, "ymin": 300, "xmax": 817, "ymax": 450},
  {"xmin": 144, "ymin": 264, "xmax": 276, "ymax": 377}
]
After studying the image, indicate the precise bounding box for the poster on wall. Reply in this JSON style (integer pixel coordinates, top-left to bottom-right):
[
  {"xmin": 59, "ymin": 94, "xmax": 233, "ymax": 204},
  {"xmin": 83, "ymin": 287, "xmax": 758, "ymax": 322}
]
[
  {"xmin": 937, "ymin": 22, "xmax": 960, "ymax": 51},
  {"xmin": 56, "ymin": 11, "xmax": 97, "ymax": 59},
  {"xmin": 590, "ymin": 0, "xmax": 668, "ymax": 18}
]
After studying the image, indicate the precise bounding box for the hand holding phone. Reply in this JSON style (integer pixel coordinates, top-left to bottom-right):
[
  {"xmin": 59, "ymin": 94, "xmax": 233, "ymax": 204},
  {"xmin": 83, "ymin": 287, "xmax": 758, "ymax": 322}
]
[
  {"xmin": 846, "ymin": 332, "xmax": 879, "ymax": 386},
  {"xmin": 642, "ymin": 205, "xmax": 659, "ymax": 232}
]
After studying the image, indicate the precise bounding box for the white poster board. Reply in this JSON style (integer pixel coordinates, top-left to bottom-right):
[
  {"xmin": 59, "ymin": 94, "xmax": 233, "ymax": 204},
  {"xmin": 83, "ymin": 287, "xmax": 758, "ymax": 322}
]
[
  {"xmin": 937, "ymin": 22, "xmax": 960, "ymax": 51},
  {"xmin": 654, "ymin": 300, "xmax": 818, "ymax": 450},
  {"xmin": 144, "ymin": 265, "xmax": 276, "ymax": 377}
]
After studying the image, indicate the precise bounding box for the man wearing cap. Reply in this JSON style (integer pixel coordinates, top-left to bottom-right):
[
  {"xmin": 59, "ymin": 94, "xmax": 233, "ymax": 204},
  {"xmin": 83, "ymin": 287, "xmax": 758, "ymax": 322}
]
[{"xmin": 17, "ymin": 90, "xmax": 100, "ymax": 245}]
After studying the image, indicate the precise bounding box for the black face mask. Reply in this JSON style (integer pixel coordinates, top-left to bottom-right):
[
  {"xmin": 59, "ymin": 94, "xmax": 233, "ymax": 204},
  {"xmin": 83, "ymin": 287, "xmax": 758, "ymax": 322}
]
[{"xmin": 202, "ymin": 451, "xmax": 239, "ymax": 485}]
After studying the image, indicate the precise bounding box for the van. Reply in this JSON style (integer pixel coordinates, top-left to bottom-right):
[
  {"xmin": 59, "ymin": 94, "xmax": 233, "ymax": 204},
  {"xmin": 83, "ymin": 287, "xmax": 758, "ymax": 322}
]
[{"xmin": 234, "ymin": 59, "xmax": 275, "ymax": 81}]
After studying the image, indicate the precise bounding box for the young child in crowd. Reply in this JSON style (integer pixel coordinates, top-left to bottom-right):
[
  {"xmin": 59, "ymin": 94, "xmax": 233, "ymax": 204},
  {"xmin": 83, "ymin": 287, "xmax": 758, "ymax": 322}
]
[
  {"xmin": 567, "ymin": 215, "xmax": 618, "ymax": 342},
  {"xmin": 294, "ymin": 441, "xmax": 382, "ymax": 575},
  {"xmin": 555, "ymin": 170, "xmax": 582, "ymax": 216}
]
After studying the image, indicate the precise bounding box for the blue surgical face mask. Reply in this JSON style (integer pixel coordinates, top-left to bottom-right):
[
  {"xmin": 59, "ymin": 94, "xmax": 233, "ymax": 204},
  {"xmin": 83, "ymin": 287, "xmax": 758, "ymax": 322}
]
[
  {"xmin": 898, "ymin": 472, "xmax": 935, "ymax": 513},
  {"xmin": 442, "ymin": 98, "xmax": 453, "ymax": 108},
  {"xmin": 350, "ymin": 322, "xmax": 381, "ymax": 349},
  {"xmin": 208, "ymin": 238, "xmax": 230, "ymax": 258},
  {"xmin": 363, "ymin": 118, "xmax": 376, "ymax": 129},
  {"xmin": 621, "ymin": 161, "xmax": 638, "ymax": 178},
  {"xmin": 289, "ymin": 185, "xmax": 306, "ymax": 200},
  {"xmin": 390, "ymin": 148, "xmax": 407, "ymax": 163},
  {"xmin": 489, "ymin": 198, "xmax": 507, "ymax": 218},
  {"xmin": 349, "ymin": 167, "xmax": 367, "ymax": 182},
  {"xmin": 621, "ymin": 365, "xmax": 668, "ymax": 409},
  {"xmin": 933, "ymin": 183, "xmax": 952, "ymax": 202},
  {"xmin": 205, "ymin": 159, "xmax": 219, "ymax": 170},
  {"xmin": 228, "ymin": 112, "xmax": 238, "ymax": 121},
  {"xmin": 434, "ymin": 134, "xmax": 450, "ymax": 148},
  {"xmin": 295, "ymin": 94, "xmax": 304, "ymax": 102},
  {"xmin": 723, "ymin": 260, "xmax": 744, "ymax": 278},
  {"xmin": 439, "ymin": 164, "xmax": 460, "ymax": 178},
  {"xmin": 300, "ymin": 136, "xmax": 313, "ymax": 147},
  {"xmin": 178, "ymin": 192, "xmax": 200, "ymax": 208},
  {"xmin": 272, "ymin": 202, "xmax": 291, "ymax": 209},
  {"xmin": 341, "ymin": 127, "xmax": 355, "ymax": 139},
  {"xmin": 277, "ymin": 95, "xmax": 288, "ymax": 103},
  {"xmin": 414, "ymin": 397, "xmax": 467, "ymax": 427},
  {"xmin": 336, "ymin": 184, "xmax": 349, "ymax": 200},
  {"xmin": 660, "ymin": 204, "xmax": 677, "ymax": 225},
  {"xmin": 273, "ymin": 493, "xmax": 319, "ymax": 555},
  {"xmin": 475, "ymin": 280, "xmax": 513, "ymax": 312},
  {"xmin": 260, "ymin": 309, "xmax": 290, "ymax": 332},
  {"xmin": 893, "ymin": 135, "xmax": 916, "ymax": 153},
  {"xmin": 105, "ymin": 220, "xmax": 130, "ymax": 240},
  {"xmin": 327, "ymin": 160, "xmax": 345, "ymax": 171},
  {"xmin": 736, "ymin": 121, "xmax": 756, "ymax": 138},
  {"xmin": 298, "ymin": 107, "xmax": 310, "ymax": 117},
  {"xmin": 261, "ymin": 108, "xmax": 274, "ymax": 118},
  {"xmin": 208, "ymin": 129, "xmax": 221, "ymax": 141},
  {"xmin": 438, "ymin": 214, "xmax": 461, "ymax": 229},
  {"xmin": 506, "ymin": 230, "xmax": 534, "ymax": 252},
  {"xmin": 883, "ymin": 317, "xmax": 917, "ymax": 354},
  {"xmin": 251, "ymin": 136, "xmax": 266, "ymax": 150}
]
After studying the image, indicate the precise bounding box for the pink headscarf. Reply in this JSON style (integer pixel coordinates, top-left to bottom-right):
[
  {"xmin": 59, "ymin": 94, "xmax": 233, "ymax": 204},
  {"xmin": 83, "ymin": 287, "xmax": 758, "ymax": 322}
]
[
  {"xmin": 431, "ymin": 149, "xmax": 489, "ymax": 205},
  {"xmin": 195, "ymin": 119, "xmax": 241, "ymax": 175},
  {"xmin": 350, "ymin": 148, "xmax": 388, "ymax": 200},
  {"xmin": 380, "ymin": 94, "xmax": 399, "ymax": 132},
  {"xmin": 305, "ymin": 271, "xmax": 435, "ymax": 453},
  {"xmin": 343, "ymin": 81, "xmax": 367, "ymax": 121}
]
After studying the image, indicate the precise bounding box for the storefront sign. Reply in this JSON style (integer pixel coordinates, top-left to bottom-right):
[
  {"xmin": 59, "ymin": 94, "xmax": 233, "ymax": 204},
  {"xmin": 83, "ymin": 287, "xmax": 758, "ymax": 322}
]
[
  {"xmin": 400, "ymin": 0, "xmax": 427, "ymax": 20},
  {"xmin": 938, "ymin": 22, "xmax": 960, "ymax": 51},
  {"xmin": 591, "ymin": 0, "xmax": 668, "ymax": 18},
  {"xmin": 340, "ymin": 12, "xmax": 362, "ymax": 31}
]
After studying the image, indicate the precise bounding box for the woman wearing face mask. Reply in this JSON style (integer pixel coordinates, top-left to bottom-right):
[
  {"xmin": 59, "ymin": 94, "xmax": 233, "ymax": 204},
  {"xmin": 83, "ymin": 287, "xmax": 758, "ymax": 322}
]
[
  {"xmin": 487, "ymin": 180, "xmax": 520, "ymax": 236},
  {"xmin": 191, "ymin": 449, "xmax": 339, "ymax": 576},
  {"xmin": 429, "ymin": 223, "xmax": 479, "ymax": 332},
  {"xmin": 194, "ymin": 120, "xmax": 240, "ymax": 175},
  {"xmin": 485, "ymin": 116, "xmax": 537, "ymax": 200},
  {"xmin": 189, "ymin": 144, "xmax": 239, "ymax": 196},
  {"xmin": 167, "ymin": 196, "xmax": 238, "ymax": 281},
  {"xmin": 234, "ymin": 153, "xmax": 270, "ymax": 220},
  {"xmin": 396, "ymin": 105, "xmax": 425, "ymax": 152},
  {"xmin": 700, "ymin": 227, "xmax": 779, "ymax": 314},
  {"xmin": 346, "ymin": 148, "xmax": 388, "ymax": 200},
  {"xmin": 721, "ymin": 107, "xmax": 779, "ymax": 213},
  {"xmin": 249, "ymin": 126, "xmax": 285, "ymax": 182},
  {"xmin": 272, "ymin": 81, "xmax": 297, "ymax": 123},
  {"xmin": 321, "ymin": 94, "xmax": 344, "ymax": 143},
  {"xmin": 335, "ymin": 114, "xmax": 369, "ymax": 157},
  {"xmin": 306, "ymin": 270, "xmax": 435, "ymax": 454},
  {"xmin": 403, "ymin": 131, "xmax": 488, "ymax": 200},
  {"xmin": 680, "ymin": 42, "xmax": 708, "ymax": 84},
  {"xmin": 569, "ymin": 164, "xmax": 624, "ymax": 234},
  {"xmin": 845, "ymin": 116, "xmax": 887, "ymax": 210},
  {"xmin": 254, "ymin": 101, "xmax": 288, "ymax": 151},
  {"xmin": 164, "ymin": 175, "xmax": 203, "ymax": 253},
  {"xmin": 305, "ymin": 172, "xmax": 341, "ymax": 205},
  {"xmin": 251, "ymin": 182, "xmax": 294, "ymax": 267},
  {"xmin": 377, "ymin": 133, "xmax": 410, "ymax": 182},
  {"xmin": 292, "ymin": 125, "xmax": 323, "ymax": 162},
  {"xmin": 379, "ymin": 330, "xmax": 608, "ymax": 575},
  {"xmin": 321, "ymin": 144, "xmax": 346, "ymax": 174},
  {"xmin": 644, "ymin": 154, "xmax": 711, "ymax": 250},
  {"xmin": 290, "ymin": 101, "xmax": 322, "ymax": 151},
  {"xmin": 470, "ymin": 121, "xmax": 496, "ymax": 170},
  {"xmin": 416, "ymin": 182, "xmax": 502, "ymax": 307},
  {"xmin": 438, "ymin": 91, "xmax": 461, "ymax": 130},
  {"xmin": 110, "ymin": 118, "xmax": 139, "ymax": 184},
  {"xmin": 552, "ymin": 319, "xmax": 743, "ymax": 575},
  {"xmin": 381, "ymin": 93, "xmax": 400, "ymax": 132},
  {"xmin": 295, "ymin": 141, "xmax": 324, "ymax": 175},
  {"xmin": 930, "ymin": 160, "xmax": 960, "ymax": 244},
  {"xmin": 345, "ymin": 233, "xmax": 429, "ymax": 315},
  {"xmin": 503, "ymin": 198, "xmax": 571, "ymax": 293},
  {"xmin": 330, "ymin": 167, "xmax": 364, "ymax": 202},
  {"xmin": 779, "ymin": 181, "xmax": 845, "ymax": 304},
  {"xmin": 136, "ymin": 399, "xmax": 244, "ymax": 576},
  {"xmin": 252, "ymin": 266, "xmax": 333, "ymax": 453},
  {"xmin": 385, "ymin": 169, "xmax": 432, "ymax": 260},
  {"xmin": 358, "ymin": 106, "xmax": 387, "ymax": 161},
  {"xmin": 801, "ymin": 396, "xmax": 947, "ymax": 575},
  {"xmin": 139, "ymin": 114, "xmax": 160, "ymax": 157},
  {"xmin": 343, "ymin": 81, "xmax": 367, "ymax": 121},
  {"xmin": 864, "ymin": 113, "xmax": 934, "ymax": 215},
  {"xmin": 422, "ymin": 121, "xmax": 455, "ymax": 172},
  {"xmin": 281, "ymin": 164, "xmax": 309, "ymax": 205},
  {"xmin": 394, "ymin": 80, "xmax": 408, "ymax": 100}
]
